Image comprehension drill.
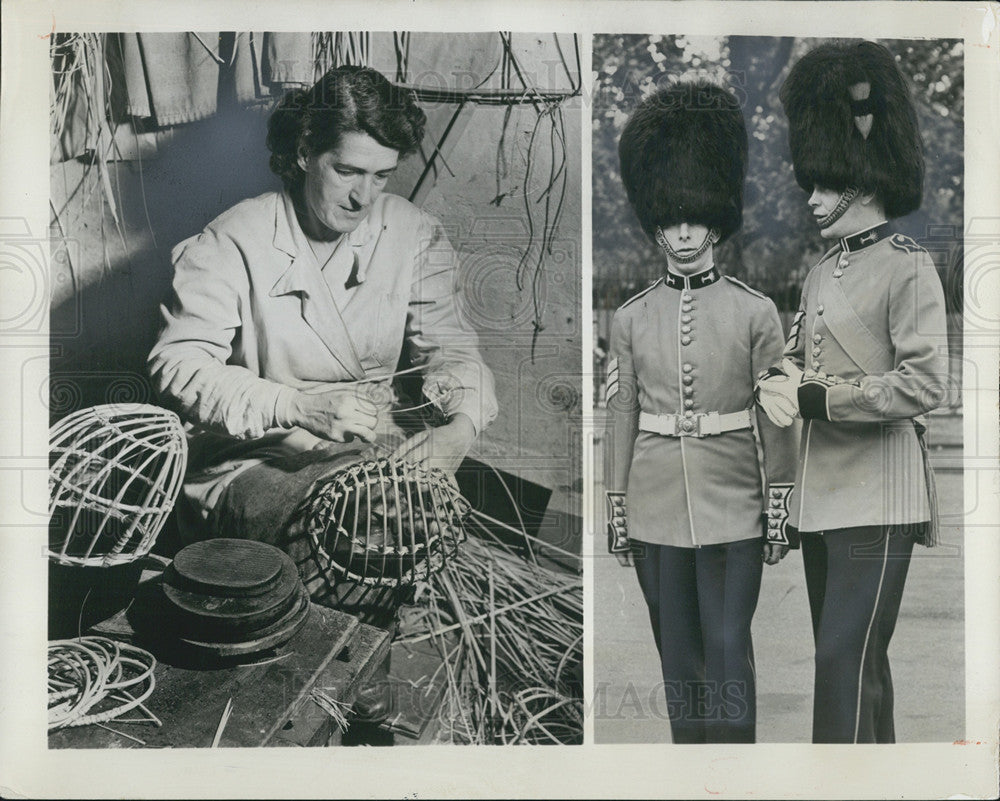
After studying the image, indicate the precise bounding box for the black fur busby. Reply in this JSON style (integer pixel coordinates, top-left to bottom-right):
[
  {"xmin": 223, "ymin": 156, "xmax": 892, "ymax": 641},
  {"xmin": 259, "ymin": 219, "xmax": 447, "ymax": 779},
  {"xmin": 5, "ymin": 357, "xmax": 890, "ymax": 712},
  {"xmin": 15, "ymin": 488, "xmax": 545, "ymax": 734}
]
[
  {"xmin": 780, "ymin": 40, "xmax": 924, "ymax": 219},
  {"xmin": 618, "ymin": 81, "xmax": 748, "ymax": 243}
]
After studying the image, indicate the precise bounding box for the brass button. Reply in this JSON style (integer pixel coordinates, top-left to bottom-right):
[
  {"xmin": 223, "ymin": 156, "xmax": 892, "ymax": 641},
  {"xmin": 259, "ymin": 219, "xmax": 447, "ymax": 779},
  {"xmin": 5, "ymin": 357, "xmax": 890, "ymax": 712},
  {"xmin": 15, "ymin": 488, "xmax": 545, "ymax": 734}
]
[
  {"xmin": 817, "ymin": 305, "xmax": 825, "ymax": 315},
  {"xmin": 833, "ymin": 269, "xmax": 844, "ymax": 278},
  {"xmin": 681, "ymin": 336, "xmax": 692, "ymax": 346},
  {"xmin": 681, "ymin": 418, "xmax": 695, "ymax": 432},
  {"xmin": 683, "ymin": 385, "xmax": 693, "ymax": 396},
  {"xmin": 682, "ymin": 363, "xmax": 693, "ymax": 373},
  {"xmin": 838, "ymin": 255, "xmax": 849, "ymax": 268},
  {"xmin": 684, "ymin": 399, "xmax": 694, "ymax": 408},
  {"xmin": 684, "ymin": 410, "xmax": 694, "ymax": 418},
  {"xmin": 681, "ymin": 314, "xmax": 692, "ymax": 323},
  {"xmin": 681, "ymin": 293, "xmax": 692, "ymax": 302},
  {"xmin": 812, "ymin": 348, "xmax": 821, "ymax": 357},
  {"xmin": 681, "ymin": 325, "xmax": 692, "ymax": 334},
  {"xmin": 682, "ymin": 375, "xmax": 693, "ymax": 385},
  {"xmin": 813, "ymin": 334, "xmax": 823, "ymax": 344}
]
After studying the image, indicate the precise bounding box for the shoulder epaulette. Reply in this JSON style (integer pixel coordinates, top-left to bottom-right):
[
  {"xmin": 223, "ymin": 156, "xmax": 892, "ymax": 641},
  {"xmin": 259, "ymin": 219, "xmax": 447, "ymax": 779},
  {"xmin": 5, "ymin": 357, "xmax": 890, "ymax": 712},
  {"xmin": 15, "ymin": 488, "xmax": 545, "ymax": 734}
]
[
  {"xmin": 888, "ymin": 233, "xmax": 924, "ymax": 254},
  {"xmin": 618, "ymin": 277, "xmax": 663, "ymax": 310},
  {"xmin": 723, "ymin": 274, "xmax": 768, "ymax": 300}
]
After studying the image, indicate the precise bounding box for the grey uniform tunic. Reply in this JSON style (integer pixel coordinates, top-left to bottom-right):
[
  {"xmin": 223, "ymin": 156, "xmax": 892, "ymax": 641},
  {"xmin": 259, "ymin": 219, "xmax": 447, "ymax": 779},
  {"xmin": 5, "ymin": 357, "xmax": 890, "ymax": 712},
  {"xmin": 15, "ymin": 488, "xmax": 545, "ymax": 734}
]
[
  {"xmin": 784, "ymin": 229, "xmax": 949, "ymax": 533},
  {"xmin": 606, "ymin": 267, "xmax": 797, "ymax": 547}
]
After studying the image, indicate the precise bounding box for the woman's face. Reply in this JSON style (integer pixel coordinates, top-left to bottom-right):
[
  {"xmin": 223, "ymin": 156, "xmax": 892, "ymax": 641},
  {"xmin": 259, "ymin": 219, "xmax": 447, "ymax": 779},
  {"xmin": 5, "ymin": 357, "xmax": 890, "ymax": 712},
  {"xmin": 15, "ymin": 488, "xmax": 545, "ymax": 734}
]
[
  {"xmin": 658, "ymin": 222, "xmax": 715, "ymax": 274},
  {"xmin": 297, "ymin": 131, "xmax": 400, "ymax": 240}
]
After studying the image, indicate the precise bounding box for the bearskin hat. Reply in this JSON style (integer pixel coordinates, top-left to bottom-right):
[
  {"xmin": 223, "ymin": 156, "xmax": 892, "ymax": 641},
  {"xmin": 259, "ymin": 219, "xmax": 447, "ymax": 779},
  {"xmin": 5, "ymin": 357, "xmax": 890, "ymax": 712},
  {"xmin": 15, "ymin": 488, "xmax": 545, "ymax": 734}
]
[
  {"xmin": 618, "ymin": 80, "xmax": 748, "ymax": 243},
  {"xmin": 779, "ymin": 40, "xmax": 924, "ymax": 219}
]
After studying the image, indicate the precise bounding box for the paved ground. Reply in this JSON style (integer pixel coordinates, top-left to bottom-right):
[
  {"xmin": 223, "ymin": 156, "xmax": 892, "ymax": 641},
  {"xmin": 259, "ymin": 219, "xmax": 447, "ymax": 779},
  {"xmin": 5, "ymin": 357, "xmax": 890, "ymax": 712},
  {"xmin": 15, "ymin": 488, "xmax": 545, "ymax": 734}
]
[{"xmin": 592, "ymin": 412, "xmax": 965, "ymax": 744}]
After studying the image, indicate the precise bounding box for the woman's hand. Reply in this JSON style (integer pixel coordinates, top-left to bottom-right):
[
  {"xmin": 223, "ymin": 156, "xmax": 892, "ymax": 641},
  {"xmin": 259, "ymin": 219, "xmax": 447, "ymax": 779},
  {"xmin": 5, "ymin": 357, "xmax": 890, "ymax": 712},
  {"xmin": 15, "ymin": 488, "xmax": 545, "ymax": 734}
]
[
  {"xmin": 288, "ymin": 386, "xmax": 379, "ymax": 443},
  {"xmin": 763, "ymin": 543, "xmax": 789, "ymax": 565},
  {"xmin": 391, "ymin": 413, "xmax": 476, "ymax": 473}
]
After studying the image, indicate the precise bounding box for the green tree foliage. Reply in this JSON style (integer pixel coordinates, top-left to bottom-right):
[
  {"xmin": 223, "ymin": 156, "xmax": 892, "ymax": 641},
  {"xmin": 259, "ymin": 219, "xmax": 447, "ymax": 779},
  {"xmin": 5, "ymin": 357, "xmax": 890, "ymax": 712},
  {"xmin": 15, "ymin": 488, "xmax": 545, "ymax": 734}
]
[{"xmin": 592, "ymin": 35, "xmax": 964, "ymax": 313}]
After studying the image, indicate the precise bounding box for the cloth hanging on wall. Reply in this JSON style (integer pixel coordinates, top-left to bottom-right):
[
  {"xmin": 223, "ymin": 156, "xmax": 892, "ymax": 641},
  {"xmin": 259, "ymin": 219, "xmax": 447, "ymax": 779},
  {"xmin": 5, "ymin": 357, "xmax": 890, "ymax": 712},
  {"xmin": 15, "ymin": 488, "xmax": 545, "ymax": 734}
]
[
  {"xmin": 120, "ymin": 32, "xmax": 314, "ymax": 127},
  {"xmin": 121, "ymin": 32, "xmax": 222, "ymax": 125}
]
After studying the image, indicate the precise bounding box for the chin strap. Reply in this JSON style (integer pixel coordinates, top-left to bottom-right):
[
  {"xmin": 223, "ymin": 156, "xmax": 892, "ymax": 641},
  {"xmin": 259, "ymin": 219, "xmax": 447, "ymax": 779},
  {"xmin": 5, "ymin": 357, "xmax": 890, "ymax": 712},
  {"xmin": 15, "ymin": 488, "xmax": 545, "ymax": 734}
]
[
  {"xmin": 655, "ymin": 227, "xmax": 720, "ymax": 264},
  {"xmin": 816, "ymin": 186, "xmax": 859, "ymax": 229}
]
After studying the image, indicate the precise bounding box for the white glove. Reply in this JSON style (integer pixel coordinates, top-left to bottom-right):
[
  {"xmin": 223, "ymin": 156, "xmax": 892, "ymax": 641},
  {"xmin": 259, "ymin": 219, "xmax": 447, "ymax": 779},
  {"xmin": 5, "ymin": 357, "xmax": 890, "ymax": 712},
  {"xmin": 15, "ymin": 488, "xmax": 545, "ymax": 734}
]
[{"xmin": 755, "ymin": 358, "xmax": 803, "ymax": 428}]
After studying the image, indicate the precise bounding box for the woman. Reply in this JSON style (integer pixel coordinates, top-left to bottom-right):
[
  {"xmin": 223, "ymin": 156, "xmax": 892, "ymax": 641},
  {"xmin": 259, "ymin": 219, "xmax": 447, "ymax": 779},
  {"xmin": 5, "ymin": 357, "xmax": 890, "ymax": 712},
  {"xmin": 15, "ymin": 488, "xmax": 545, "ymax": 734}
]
[
  {"xmin": 604, "ymin": 81, "xmax": 797, "ymax": 744},
  {"xmin": 148, "ymin": 64, "xmax": 498, "ymax": 726},
  {"xmin": 756, "ymin": 40, "xmax": 948, "ymax": 743}
]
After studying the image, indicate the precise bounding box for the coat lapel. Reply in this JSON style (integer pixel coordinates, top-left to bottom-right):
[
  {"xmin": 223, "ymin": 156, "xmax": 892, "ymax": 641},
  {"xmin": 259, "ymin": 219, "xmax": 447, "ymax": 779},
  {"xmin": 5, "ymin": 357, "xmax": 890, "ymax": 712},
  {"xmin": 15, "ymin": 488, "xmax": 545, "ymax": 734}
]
[{"xmin": 268, "ymin": 193, "xmax": 365, "ymax": 380}]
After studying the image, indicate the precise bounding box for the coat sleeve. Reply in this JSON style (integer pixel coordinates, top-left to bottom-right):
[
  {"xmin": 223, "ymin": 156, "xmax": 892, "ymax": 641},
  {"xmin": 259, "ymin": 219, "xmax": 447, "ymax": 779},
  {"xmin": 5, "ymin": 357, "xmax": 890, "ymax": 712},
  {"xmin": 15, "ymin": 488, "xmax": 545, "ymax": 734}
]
[
  {"xmin": 820, "ymin": 252, "xmax": 949, "ymax": 423},
  {"xmin": 604, "ymin": 310, "xmax": 639, "ymax": 494},
  {"xmin": 147, "ymin": 229, "xmax": 296, "ymax": 439},
  {"xmin": 752, "ymin": 300, "xmax": 798, "ymax": 487},
  {"xmin": 405, "ymin": 211, "xmax": 498, "ymax": 435}
]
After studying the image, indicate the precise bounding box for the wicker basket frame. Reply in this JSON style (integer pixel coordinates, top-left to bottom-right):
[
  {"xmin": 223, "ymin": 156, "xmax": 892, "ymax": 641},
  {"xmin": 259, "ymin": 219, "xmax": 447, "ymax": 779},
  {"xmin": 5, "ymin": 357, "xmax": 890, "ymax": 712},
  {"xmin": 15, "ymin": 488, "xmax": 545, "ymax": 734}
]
[
  {"xmin": 305, "ymin": 457, "xmax": 470, "ymax": 587},
  {"xmin": 49, "ymin": 403, "xmax": 187, "ymax": 567}
]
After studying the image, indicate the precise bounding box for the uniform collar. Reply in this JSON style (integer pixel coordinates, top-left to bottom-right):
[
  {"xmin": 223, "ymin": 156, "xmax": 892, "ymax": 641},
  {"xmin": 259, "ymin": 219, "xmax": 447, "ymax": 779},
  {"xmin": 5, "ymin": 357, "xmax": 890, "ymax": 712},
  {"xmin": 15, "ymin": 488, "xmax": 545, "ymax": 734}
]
[
  {"xmin": 663, "ymin": 264, "xmax": 720, "ymax": 291},
  {"xmin": 839, "ymin": 221, "xmax": 891, "ymax": 253}
]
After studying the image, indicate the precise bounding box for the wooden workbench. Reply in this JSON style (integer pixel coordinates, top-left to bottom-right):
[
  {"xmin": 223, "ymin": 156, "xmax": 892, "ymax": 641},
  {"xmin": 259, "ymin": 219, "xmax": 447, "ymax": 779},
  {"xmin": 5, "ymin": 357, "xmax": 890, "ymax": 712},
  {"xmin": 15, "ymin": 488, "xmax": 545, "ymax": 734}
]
[{"xmin": 49, "ymin": 575, "xmax": 390, "ymax": 749}]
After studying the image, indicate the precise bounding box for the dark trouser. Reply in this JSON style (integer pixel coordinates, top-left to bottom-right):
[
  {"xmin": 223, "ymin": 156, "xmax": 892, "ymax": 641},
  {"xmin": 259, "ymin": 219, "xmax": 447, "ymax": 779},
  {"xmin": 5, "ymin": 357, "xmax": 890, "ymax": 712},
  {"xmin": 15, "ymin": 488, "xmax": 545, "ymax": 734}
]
[
  {"xmin": 800, "ymin": 526, "xmax": 915, "ymax": 744},
  {"xmin": 633, "ymin": 538, "xmax": 763, "ymax": 744}
]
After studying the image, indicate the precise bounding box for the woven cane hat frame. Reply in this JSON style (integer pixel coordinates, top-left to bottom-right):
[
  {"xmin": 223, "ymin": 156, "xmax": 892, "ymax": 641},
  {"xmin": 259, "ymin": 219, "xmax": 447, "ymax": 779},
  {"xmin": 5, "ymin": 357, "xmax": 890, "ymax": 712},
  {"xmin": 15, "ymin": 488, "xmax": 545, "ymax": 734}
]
[
  {"xmin": 304, "ymin": 456, "xmax": 471, "ymax": 587},
  {"xmin": 49, "ymin": 404, "xmax": 187, "ymax": 567}
]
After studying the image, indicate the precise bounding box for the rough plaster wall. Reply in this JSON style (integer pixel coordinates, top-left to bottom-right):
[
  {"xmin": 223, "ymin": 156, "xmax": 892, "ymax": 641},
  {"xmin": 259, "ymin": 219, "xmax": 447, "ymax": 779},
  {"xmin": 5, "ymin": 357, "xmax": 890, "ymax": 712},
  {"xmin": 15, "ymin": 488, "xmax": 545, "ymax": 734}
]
[
  {"xmin": 414, "ymin": 99, "xmax": 582, "ymax": 512},
  {"xmin": 48, "ymin": 34, "xmax": 582, "ymax": 510}
]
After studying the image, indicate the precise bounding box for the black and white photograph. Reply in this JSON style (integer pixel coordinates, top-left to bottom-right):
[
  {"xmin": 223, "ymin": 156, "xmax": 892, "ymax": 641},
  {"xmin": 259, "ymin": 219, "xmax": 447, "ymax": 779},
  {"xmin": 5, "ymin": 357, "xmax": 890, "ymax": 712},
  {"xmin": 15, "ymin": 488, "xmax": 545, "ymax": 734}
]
[
  {"xmin": 1, "ymin": 2, "xmax": 998, "ymax": 799},
  {"xmin": 593, "ymin": 34, "xmax": 966, "ymax": 744},
  {"xmin": 41, "ymin": 30, "xmax": 583, "ymax": 747}
]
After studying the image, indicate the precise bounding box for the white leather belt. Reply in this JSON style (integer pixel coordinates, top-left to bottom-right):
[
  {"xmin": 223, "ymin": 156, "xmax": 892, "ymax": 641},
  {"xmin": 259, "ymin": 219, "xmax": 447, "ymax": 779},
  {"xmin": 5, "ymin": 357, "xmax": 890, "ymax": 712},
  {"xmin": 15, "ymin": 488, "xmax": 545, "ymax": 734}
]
[{"xmin": 638, "ymin": 409, "xmax": 753, "ymax": 438}]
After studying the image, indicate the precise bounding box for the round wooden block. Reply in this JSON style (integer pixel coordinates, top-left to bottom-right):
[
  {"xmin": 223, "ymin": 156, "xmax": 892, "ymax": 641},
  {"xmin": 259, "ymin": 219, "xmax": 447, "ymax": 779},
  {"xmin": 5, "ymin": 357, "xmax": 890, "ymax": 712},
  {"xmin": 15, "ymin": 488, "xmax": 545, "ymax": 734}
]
[
  {"xmin": 178, "ymin": 583, "xmax": 312, "ymax": 657},
  {"xmin": 162, "ymin": 548, "xmax": 301, "ymax": 632},
  {"xmin": 171, "ymin": 538, "xmax": 283, "ymax": 598}
]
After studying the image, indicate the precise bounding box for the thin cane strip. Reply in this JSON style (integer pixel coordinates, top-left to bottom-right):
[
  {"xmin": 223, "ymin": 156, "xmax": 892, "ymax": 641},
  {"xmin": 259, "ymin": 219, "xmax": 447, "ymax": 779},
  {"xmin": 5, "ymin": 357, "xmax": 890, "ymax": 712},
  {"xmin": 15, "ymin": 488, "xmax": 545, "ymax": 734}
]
[
  {"xmin": 469, "ymin": 510, "xmax": 580, "ymax": 563},
  {"xmin": 361, "ymin": 462, "xmax": 374, "ymax": 580},
  {"xmin": 400, "ymin": 461, "xmax": 423, "ymax": 584},
  {"xmin": 376, "ymin": 460, "xmax": 395, "ymax": 583},
  {"xmin": 95, "ymin": 722, "xmax": 147, "ymax": 745},
  {"xmin": 82, "ymin": 443, "xmax": 173, "ymax": 561}
]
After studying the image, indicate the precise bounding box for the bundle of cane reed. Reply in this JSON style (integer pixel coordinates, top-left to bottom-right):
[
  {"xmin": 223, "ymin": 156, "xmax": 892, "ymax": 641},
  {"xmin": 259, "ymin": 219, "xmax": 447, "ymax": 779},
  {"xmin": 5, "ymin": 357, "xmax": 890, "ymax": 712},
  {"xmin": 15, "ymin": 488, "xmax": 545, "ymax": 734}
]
[
  {"xmin": 48, "ymin": 636, "xmax": 159, "ymax": 732},
  {"xmin": 401, "ymin": 515, "xmax": 583, "ymax": 745}
]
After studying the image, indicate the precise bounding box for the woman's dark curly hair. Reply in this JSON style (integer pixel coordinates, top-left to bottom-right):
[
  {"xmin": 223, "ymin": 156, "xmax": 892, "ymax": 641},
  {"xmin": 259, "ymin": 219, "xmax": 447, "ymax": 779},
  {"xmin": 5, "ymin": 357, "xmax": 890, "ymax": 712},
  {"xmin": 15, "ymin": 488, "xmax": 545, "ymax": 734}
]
[{"xmin": 267, "ymin": 65, "xmax": 427, "ymax": 191}]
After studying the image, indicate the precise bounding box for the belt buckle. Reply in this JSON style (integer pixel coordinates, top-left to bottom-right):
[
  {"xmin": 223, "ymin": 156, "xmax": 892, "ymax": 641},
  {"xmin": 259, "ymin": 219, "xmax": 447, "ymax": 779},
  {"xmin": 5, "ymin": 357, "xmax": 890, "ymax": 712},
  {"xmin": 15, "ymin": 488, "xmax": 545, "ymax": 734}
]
[
  {"xmin": 677, "ymin": 414, "xmax": 701, "ymax": 437},
  {"xmin": 678, "ymin": 412, "xmax": 720, "ymax": 438}
]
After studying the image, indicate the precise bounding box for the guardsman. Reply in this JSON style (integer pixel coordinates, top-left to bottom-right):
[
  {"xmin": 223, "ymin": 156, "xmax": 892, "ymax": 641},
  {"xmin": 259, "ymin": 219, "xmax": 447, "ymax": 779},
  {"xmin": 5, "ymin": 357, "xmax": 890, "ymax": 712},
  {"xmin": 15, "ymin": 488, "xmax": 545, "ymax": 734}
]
[
  {"xmin": 605, "ymin": 80, "xmax": 798, "ymax": 744},
  {"xmin": 756, "ymin": 40, "xmax": 949, "ymax": 744}
]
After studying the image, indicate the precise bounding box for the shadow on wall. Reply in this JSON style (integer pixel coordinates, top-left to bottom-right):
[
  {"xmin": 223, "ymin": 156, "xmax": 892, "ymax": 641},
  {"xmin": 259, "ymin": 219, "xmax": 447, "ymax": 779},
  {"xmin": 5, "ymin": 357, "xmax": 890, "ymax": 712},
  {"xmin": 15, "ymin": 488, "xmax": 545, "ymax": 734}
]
[{"xmin": 50, "ymin": 103, "xmax": 280, "ymax": 421}]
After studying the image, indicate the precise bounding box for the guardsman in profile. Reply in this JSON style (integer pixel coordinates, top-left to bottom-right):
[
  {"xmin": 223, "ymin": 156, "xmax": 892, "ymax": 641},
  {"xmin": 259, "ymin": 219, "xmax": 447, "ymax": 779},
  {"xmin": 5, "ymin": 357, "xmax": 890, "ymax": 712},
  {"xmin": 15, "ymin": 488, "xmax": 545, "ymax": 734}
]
[
  {"xmin": 605, "ymin": 80, "xmax": 798, "ymax": 744},
  {"xmin": 756, "ymin": 40, "xmax": 949, "ymax": 744}
]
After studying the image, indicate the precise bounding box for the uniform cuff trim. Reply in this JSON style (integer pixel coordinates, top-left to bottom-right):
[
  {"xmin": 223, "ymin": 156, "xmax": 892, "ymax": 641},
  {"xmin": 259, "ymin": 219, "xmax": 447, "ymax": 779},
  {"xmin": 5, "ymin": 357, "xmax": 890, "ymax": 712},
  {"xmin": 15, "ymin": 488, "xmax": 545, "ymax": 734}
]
[{"xmin": 798, "ymin": 381, "xmax": 830, "ymax": 421}]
